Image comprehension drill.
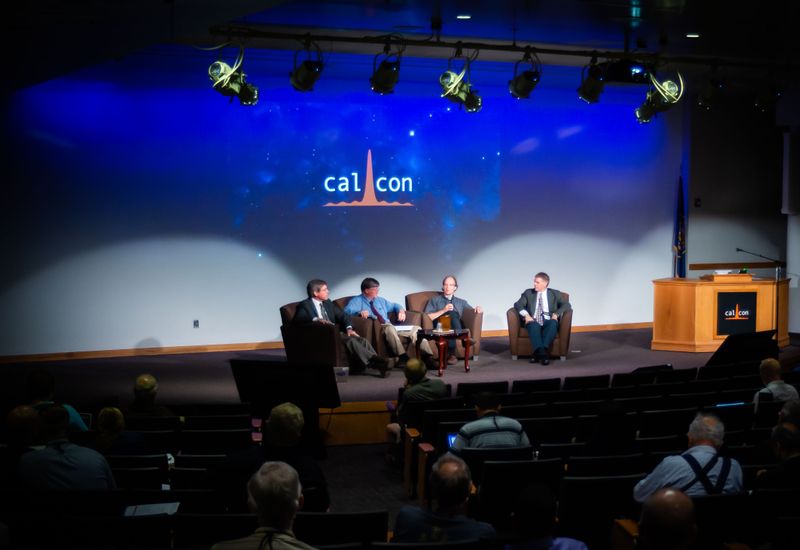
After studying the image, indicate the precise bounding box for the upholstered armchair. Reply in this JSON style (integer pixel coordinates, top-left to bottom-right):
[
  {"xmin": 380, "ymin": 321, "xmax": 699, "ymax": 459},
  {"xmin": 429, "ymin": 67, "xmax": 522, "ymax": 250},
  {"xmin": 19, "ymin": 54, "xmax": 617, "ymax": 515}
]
[
  {"xmin": 405, "ymin": 291, "xmax": 483, "ymax": 360},
  {"xmin": 506, "ymin": 292, "xmax": 572, "ymax": 360},
  {"xmin": 279, "ymin": 300, "xmax": 375, "ymax": 368},
  {"xmin": 333, "ymin": 296, "xmax": 421, "ymax": 359}
]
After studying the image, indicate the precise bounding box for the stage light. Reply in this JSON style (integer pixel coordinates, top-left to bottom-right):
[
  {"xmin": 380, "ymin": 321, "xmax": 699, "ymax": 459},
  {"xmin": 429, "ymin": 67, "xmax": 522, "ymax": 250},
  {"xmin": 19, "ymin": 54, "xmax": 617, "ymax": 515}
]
[
  {"xmin": 440, "ymin": 48, "xmax": 482, "ymax": 112},
  {"xmin": 635, "ymin": 72, "xmax": 684, "ymax": 123},
  {"xmin": 370, "ymin": 42, "xmax": 404, "ymax": 94},
  {"xmin": 577, "ymin": 57, "xmax": 605, "ymax": 103},
  {"xmin": 208, "ymin": 46, "xmax": 258, "ymax": 106},
  {"xmin": 508, "ymin": 48, "xmax": 542, "ymax": 99},
  {"xmin": 290, "ymin": 41, "xmax": 324, "ymax": 92}
]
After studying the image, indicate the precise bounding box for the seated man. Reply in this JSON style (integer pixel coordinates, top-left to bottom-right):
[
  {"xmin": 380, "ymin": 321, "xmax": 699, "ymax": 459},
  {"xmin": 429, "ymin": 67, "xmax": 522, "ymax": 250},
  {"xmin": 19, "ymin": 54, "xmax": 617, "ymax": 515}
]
[
  {"xmin": 513, "ymin": 272, "xmax": 571, "ymax": 365},
  {"xmin": 392, "ymin": 453, "xmax": 496, "ymax": 543},
  {"xmin": 755, "ymin": 418, "xmax": 800, "ymax": 489},
  {"xmin": 18, "ymin": 404, "xmax": 116, "ymax": 491},
  {"xmin": 451, "ymin": 392, "xmax": 530, "ymax": 453},
  {"xmin": 125, "ymin": 373, "xmax": 175, "ymax": 417},
  {"xmin": 638, "ymin": 488, "xmax": 697, "ymax": 550},
  {"xmin": 211, "ymin": 461, "xmax": 315, "ymax": 550},
  {"xmin": 293, "ymin": 278, "xmax": 389, "ymax": 377},
  {"xmin": 633, "ymin": 412, "xmax": 743, "ymax": 503},
  {"xmin": 345, "ymin": 277, "xmax": 433, "ymax": 365},
  {"xmin": 424, "ymin": 274, "xmax": 482, "ymax": 365},
  {"xmin": 754, "ymin": 357, "xmax": 798, "ymax": 408},
  {"xmin": 386, "ymin": 358, "xmax": 449, "ymax": 445}
]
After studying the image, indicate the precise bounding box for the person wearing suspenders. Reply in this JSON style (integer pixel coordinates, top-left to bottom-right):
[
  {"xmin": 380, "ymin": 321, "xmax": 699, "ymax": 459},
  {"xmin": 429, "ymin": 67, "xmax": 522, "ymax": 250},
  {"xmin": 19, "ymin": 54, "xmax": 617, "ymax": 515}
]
[{"xmin": 634, "ymin": 412, "xmax": 744, "ymax": 503}]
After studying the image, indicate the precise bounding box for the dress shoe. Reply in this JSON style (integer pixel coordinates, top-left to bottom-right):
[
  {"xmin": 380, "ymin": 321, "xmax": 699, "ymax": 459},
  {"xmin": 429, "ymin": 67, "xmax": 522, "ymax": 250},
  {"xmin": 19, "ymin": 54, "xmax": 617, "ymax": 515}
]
[
  {"xmin": 369, "ymin": 357, "xmax": 390, "ymax": 378},
  {"xmin": 529, "ymin": 356, "xmax": 540, "ymax": 364},
  {"xmin": 447, "ymin": 354, "xmax": 457, "ymax": 365},
  {"xmin": 424, "ymin": 356, "xmax": 439, "ymax": 371},
  {"xmin": 541, "ymin": 357, "xmax": 550, "ymax": 366}
]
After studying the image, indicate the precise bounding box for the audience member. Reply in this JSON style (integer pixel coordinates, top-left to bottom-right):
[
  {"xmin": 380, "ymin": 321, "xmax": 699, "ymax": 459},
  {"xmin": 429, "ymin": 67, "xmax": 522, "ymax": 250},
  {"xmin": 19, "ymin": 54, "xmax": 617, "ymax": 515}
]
[
  {"xmin": 387, "ymin": 358, "xmax": 449, "ymax": 442},
  {"xmin": 211, "ymin": 461, "xmax": 315, "ymax": 550},
  {"xmin": 344, "ymin": 277, "xmax": 434, "ymax": 366},
  {"xmin": 392, "ymin": 453, "xmax": 496, "ymax": 543},
  {"xmin": 779, "ymin": 398, "xmax": 800, "ymax": 425},
  {"xmin": 451, "ymin": 392, "xmax": 530, "ymax": 452},
  {"xmin": 214, "ymin": 402, "xmax": 329, "ymax": 512},
  {"xmin": 92, "ymin": 407, "xmax": 148, "ymax": 455},
  {"xmin": 504, "ymin": 484, "xmax": 588, "ymax": 550},
  {"xmin": 637, "ymin": 488, "xmax": 697, "ymax": 550},
  {"xmin": 424, "ymin": 274, "xmax": 483, "ymax": 365},
  {"xmin": 18, "ymin": 404, "xmax": 116, "ymax": 490},
  {"xmin": 26, "ymin": 368, "xmax": 87, "ymax": 432},
  {"xmin": 755, "ymin": 419, "xmax": 800, "ymax": 489},
  {"xmin": 754, "ymin": 358, "xmax": 799, "ymax": 408},
  {"xmin": 125, "ymin": 373, "xmax": 175, "ymax": 417},
  {"xmin": 633, "ymin": 412, "xmax": 742, "ymax": 502},
  {"xmin": 1, "ymin": 405, "xmax": 40, "ymax": 488}
]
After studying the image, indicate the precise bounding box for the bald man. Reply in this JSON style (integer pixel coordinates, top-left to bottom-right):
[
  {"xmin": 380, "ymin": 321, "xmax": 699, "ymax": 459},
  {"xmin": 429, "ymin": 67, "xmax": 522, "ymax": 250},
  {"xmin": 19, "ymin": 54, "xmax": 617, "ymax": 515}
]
[
  {"xmin": 126, "ymin": 373, "xmax": 174, "ymax": 417},
  {"xmin": 754, "ymin": 358, "xmax": 798, "ymax": 408},
  {"xmin": 638, "ymin": 488, "xmax": 697, "ymax": 550}
]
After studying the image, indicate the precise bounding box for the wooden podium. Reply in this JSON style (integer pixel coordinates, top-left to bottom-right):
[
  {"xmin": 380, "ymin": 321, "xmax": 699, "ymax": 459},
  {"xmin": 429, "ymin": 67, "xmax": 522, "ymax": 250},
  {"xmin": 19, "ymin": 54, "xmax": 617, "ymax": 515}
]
[{"xmin": 652, "ymin": 274, "xmax": 790, "ymax": 352}]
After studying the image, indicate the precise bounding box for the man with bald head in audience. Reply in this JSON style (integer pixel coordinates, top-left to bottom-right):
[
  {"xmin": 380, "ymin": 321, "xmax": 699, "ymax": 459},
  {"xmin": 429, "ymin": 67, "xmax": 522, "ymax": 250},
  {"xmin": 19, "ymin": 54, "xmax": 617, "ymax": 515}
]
[
  {"xmin": 754, "ymin": 358, "xmax": 798, "ymax": 409},
  {"xmin": 634, "ymin": 412, "xmax": 743, "ymax": 502},
  {"xmin": 126, "ymin": 373, "xmax": 174, "ymax": 417},
  {"xmin": 212, "ymin": 461, "xmax": 315, "ymax": 550},
  {"xmin": 638, "ymin": 488, "xmax": 697, "ymax": 550}
]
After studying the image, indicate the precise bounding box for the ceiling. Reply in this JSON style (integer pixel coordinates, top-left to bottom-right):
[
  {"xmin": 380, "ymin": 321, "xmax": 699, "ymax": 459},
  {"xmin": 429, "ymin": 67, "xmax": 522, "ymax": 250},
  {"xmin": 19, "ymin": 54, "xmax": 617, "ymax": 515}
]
[{"xmin": 10, "ymin": 0, "xmax": 799, "ymax": 91}]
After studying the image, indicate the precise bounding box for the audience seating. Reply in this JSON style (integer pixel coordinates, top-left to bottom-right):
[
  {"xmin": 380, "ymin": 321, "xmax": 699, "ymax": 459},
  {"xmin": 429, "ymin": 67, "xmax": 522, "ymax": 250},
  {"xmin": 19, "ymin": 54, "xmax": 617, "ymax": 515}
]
[
  {"xmin": 375, "ymin": 541, "xmax": 493, "ymax": 549},
  {"xmin": 505, "ymin": 292, "xmax": 573, "ymax": 361},
  {"xmin": 457, "ymin": 446, "xmax": 535, "ymax": 486},
  {"xmin": 125, "ymin": 415, "xmax": 183, "ymax": 431},
  {"xmin": 405, "ymin": 290, "xmax": 484, "ymax": 359},
  {"xmin": 293, "ymin": 510, "xmax": 389, "ymax": 546},
  {"xmin": 557, "ymin": 474, "xmax": 645, "ymax": 550},
  {"xmin": 183, "ymin": 414, "xmax": 252, "ymax": 430},
  {"xmin": 455, "ymin": 381, "xmax": 509, "ymax": 403},
  {"xmin": 655, "ymin": 367, "xmax": 698, "ymax": 383},
  {"xmin": 637, "ymin": 408, "xmax": 698, "ymax": 437},
  {"xmin": 179, "ymin": 428, "xmax": 254, "ymax": 454},
  {"xmin": 755, "ymin": 400, "xmax": 785, "ymax": 427},
  {"xmin": 562, "ymin": 374, "xmax": 611, "ymax": 391},
  {"xmin": 511, "ymin": 378, "xmax": 561, "ymax": 393},
  {"xmin": 172, "ymin": 513, "xmax": 257, "ymax": 548},
  {"xmin": 566, "ymin": 453, "xmax": 647, "ymax": 477},
  {"xmin": 111, "ymin": 466, "xmax": 167, "ymax": 490}
]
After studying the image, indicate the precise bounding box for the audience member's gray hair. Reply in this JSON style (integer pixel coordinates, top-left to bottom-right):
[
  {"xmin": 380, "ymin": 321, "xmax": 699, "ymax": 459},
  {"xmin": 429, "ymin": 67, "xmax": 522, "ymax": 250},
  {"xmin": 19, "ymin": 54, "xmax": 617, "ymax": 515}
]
[
  {"xmin": 430, "ymin": 452, "xmax": 471, "ymax": 508},
  {"xmin": 247, "ymin": 461, "xmax": 302, "ymax": 530},
  {"xmin": 688, "ymin": 412, "xmax": 725, "ymax": 447}
]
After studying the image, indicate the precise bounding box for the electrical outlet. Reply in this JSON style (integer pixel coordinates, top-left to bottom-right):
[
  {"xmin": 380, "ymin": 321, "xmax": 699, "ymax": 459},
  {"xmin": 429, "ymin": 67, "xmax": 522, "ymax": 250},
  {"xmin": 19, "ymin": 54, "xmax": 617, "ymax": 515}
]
[{"xmin": 193, "ymin": 320, "xmax": 199, "ymax": 328}]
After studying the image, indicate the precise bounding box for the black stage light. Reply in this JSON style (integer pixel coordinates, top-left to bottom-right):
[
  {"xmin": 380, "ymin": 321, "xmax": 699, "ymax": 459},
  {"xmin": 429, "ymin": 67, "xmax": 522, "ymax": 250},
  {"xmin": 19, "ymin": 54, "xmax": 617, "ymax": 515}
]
[
  {"xmin": 635, "ymin": 72, "xmax": 684, "ymax": 123},
  {"xmin": 208, "ymin": 50, "xmax": 259, "ymax": 106},
  {"xmin": 290, "ymin": 59, "xmax": 324, "ymax": 92},
  {"xmin": 440, "ymin": 69, "xmax": 482, "ymax": 112},
  {"xmin": 509, "ymin": 48, "xmax": 542, "ymax": 99},
  {"xmin": 370, "ymin": 57, "xmax": 401, "ymax": 94},
  {"xmin": 577, "ymin": 58, "xmax": 605, "ymax": 103}
]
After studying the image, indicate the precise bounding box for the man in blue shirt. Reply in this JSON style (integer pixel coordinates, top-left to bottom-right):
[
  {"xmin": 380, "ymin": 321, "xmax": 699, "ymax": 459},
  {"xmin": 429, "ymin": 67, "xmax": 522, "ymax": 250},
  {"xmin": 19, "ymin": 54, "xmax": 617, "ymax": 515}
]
[
  {"xmin": 633, "ymin": 412, "xmax": 743, "ymax": 502},
  {"xmin": 345, "ymin": 277, "xmax": 433, "ymax": 365}
]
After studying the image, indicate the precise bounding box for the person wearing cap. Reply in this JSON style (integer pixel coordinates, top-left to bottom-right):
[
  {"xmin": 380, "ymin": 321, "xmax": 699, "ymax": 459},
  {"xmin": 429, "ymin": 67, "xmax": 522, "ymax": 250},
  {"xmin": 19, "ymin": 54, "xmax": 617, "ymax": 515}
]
[
  {"xmin": 214, "ymin": 402, "xmax": 330, "ymax": 512},
  {"xmin": 125, "ymin": 373, "xmax": 174, "ymax": 417}
]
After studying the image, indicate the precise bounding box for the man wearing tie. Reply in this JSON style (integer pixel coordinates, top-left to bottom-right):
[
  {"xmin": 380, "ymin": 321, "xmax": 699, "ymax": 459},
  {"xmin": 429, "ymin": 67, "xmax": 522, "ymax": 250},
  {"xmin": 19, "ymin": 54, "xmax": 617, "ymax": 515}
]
[
  {"xmin": 293, "ymin": 279, "xmax": 389, "ymax": 377},
  {"xmin": 424, "ymin": 275, "xmax": 483, "ymax": 365},
  {"xmin": 345, "ymin": 277, "xmax": 433, "ymax": 366},
  {"xmin": 514, "ymin": 272, "xmax": 571, "ymax": 365}
]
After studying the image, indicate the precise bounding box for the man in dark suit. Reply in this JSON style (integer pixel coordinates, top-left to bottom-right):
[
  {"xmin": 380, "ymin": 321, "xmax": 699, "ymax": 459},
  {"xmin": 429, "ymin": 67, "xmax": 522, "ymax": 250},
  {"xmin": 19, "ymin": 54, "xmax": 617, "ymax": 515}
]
[
  {"xmin": 513, "ymin": 272, "xmax": 571, "ymax": 365},
  {"xmin": 293, "ymin": 278, "xmax": 389, "ymax": 377}
]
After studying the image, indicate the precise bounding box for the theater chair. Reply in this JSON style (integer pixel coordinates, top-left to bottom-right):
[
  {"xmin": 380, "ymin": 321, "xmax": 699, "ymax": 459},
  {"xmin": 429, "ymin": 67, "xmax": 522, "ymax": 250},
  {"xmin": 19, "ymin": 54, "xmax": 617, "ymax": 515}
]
[
  {"xmin": 506, "ymin": 293, "xmax": 573, "ymax": 361},
  {"xmin": 405, "ymin": 291, "xmax": 483, "ymax": 360},
  {"xmin": 334, "ymin": 295, "xmax": 423, "ymax": 359},
  {"xmin": 279, "ymin": 300, "xmax": 375, "ymax": 368}
]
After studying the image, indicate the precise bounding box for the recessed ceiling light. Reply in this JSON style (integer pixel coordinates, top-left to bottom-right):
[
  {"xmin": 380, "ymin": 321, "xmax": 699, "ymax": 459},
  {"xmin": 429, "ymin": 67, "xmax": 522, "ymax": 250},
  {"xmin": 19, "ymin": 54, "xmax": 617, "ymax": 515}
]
[
  {"xmin": 456, "ymin": 14, "xmax": 472, "ymax": 20},
  {"xmin": 685, "ymin": 33, "xmax": 700, "ymax": 39}
]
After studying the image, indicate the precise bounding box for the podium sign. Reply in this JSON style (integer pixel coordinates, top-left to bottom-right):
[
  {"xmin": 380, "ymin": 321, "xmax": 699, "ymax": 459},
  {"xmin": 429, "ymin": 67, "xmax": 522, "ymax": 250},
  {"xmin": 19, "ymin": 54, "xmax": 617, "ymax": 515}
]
[{"xmin": 716, "ymin": 291, "xmax": 757, "ymax": 335}]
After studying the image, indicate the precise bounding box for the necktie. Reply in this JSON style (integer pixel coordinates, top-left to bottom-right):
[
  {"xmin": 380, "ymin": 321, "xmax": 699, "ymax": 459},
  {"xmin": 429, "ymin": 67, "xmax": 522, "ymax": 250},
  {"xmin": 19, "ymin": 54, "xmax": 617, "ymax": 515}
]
[
  {"xmin": 320, "ymin": 302, "xmax": 330, "ymax": 321},
  {"xmin": 535, "ymin": 293, "xmax": 544, "ymax": 326},
  {"xmin": 370, "ymin": 301, "xmax": 386, "ymax": 324}
]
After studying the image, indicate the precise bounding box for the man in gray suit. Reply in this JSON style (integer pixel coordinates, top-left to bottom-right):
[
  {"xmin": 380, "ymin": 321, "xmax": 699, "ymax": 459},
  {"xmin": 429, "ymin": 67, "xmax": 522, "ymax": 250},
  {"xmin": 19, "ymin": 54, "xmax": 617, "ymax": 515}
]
[{"xmin": 513, "ymin": 272, "xmax": 571, "ymax": 365}]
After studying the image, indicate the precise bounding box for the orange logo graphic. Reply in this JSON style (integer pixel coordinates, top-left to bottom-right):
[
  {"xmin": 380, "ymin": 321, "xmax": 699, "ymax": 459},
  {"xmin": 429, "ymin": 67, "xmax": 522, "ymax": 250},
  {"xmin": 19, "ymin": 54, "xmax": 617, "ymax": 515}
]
[
  {"xmin": 724, "ymin": 304, "xmax": 751, "ymax": 320},
  {"xmin": 324, "ymin": 149, "xmax": 414, "ymax": 207}
]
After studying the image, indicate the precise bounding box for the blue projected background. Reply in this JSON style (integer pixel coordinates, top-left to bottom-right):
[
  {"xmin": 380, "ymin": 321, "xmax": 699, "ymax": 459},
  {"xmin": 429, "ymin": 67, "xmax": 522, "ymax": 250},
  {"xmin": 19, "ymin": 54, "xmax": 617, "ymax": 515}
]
[{"xmin": 0, "ymin": 50, "xmax": 682, "ymax": 353}]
